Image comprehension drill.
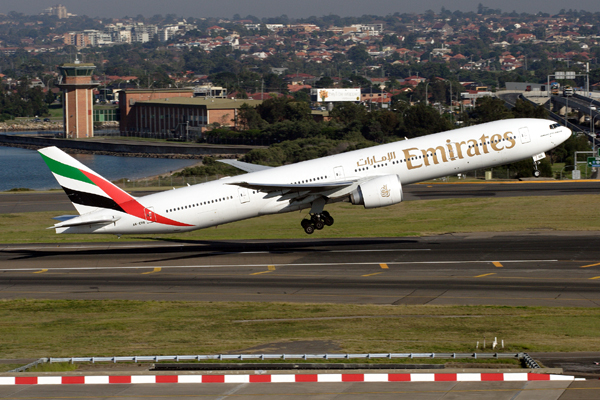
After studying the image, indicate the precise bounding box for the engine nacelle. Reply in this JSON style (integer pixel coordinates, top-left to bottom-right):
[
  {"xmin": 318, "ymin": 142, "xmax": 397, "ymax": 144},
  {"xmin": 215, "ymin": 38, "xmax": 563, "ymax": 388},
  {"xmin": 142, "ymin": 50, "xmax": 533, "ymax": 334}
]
[{"xmin": 350, "ymin": 175, "xmax": 403, "ymax": 209}]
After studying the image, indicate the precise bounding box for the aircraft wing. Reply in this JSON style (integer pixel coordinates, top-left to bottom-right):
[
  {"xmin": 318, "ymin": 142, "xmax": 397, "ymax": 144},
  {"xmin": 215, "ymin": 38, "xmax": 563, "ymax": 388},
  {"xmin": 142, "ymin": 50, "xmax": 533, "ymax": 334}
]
[
  {"xmin": 227, "ymin": 180, "xmax": 356, "ymax": 197},
  {"xmin": 217, "ymin": 159, "xmax": 273, "ymax": 173}
]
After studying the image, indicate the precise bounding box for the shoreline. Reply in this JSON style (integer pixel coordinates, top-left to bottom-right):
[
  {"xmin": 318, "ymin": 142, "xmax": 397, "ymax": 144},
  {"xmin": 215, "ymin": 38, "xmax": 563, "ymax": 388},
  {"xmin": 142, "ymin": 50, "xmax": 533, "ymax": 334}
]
[{"xmin": 0, "ymin": 142, "xmax": 242, "ymax": 160}]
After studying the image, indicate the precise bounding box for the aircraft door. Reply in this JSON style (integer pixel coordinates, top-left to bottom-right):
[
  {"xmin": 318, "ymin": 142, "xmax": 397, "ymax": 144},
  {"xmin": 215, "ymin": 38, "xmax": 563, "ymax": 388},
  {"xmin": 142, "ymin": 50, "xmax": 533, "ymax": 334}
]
[
  {"xmin": 333, "ymin": 166, "xmax": 345, "ymax": 180},
  {"xmin": 519, "ymin": 127, "xmax": 531, "ymax": 144},
  {"xmin": 144, "ymin": 207, "xmax": 156, "ymax": 222},
  {"xmin": 238, "ymin": 187, "xmax": 250, "ymax": 204}
]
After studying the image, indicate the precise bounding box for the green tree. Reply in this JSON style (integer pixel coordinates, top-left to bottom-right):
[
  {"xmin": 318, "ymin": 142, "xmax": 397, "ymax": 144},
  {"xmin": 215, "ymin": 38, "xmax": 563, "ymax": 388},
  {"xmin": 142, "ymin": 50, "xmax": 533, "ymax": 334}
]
[
  {"xmin": 469, "ymin": 96, "xmax": 513, "ymax": 123},
  {"xmin": 257, "ymin": 97, "xmax": 311, "ymax": 124},
  {"xmin": 400, "ymin": 103, "xmax": 453, "ymax": 138},
  {"xmin": 347, "ymin": 44, "xmax": 370, "ymax": 65},
  {"xmin": 511, "ymin": 98, "xmax": 548, "ymax": 119},
  {"xmin": 237, "ymin": 103, "xmax": 266, "ymax": 130}
]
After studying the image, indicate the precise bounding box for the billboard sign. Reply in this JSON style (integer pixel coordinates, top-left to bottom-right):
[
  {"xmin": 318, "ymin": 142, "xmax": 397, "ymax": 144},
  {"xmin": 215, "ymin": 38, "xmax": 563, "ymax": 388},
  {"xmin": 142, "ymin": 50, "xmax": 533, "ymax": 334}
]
[{"xmin": 310, "ymin": 88, "xmax": 361, "ymax": 102}]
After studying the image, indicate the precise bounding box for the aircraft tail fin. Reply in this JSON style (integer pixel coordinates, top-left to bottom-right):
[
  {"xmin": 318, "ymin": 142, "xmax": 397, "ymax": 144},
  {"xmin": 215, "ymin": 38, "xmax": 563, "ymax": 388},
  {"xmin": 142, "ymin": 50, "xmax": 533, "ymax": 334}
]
[{"xmin": 38, "ymin": 146, "xmax": 136, "ymax": 215}]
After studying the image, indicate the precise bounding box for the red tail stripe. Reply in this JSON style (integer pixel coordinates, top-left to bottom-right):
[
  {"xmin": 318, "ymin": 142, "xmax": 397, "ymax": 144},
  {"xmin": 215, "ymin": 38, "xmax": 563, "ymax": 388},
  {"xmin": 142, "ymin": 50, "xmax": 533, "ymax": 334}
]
[{"xmin": 81, "ymin": 170, "xmax": 192, "ymax": 227}]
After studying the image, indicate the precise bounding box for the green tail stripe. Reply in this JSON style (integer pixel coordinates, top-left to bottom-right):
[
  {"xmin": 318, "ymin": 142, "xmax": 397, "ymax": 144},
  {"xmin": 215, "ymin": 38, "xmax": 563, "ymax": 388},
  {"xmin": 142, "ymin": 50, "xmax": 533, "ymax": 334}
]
[{"xmin": 40, "ymin": 153, "xmax": 96, "ymax": 186}]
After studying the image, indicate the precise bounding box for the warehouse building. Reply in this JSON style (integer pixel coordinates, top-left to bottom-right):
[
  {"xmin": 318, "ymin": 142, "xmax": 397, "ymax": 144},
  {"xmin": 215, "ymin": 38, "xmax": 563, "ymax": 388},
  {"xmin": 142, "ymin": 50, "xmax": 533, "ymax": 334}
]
[{"xmin": 119, "ymin": 94, "xmax": 262, "ymax": 139}]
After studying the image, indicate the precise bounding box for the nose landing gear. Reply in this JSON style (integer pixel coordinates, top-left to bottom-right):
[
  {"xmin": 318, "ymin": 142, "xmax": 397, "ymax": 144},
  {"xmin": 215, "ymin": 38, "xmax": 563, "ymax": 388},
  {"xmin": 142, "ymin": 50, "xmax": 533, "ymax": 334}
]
[
  {"xmin": 301, "ymin": 211, "xmax": 334, "ymax": 234},
  {"xmin": 533, "ymin": 160, "xmax": 541, "ymax": 177}
]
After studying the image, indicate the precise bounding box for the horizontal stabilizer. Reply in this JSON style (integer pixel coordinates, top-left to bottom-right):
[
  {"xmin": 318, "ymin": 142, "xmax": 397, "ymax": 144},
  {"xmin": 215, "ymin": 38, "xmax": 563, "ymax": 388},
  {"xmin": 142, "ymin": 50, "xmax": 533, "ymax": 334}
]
[
  {"xmin": 49, "ymin": 214, "xmax": 121, "ymax": 229},
  {"xmin": 52, "ymin": 215, "xmax": 79, "ymax": 222},
  {"xmin": 217, "ymin": 159, "xmax": 273, "ymax": 173}
]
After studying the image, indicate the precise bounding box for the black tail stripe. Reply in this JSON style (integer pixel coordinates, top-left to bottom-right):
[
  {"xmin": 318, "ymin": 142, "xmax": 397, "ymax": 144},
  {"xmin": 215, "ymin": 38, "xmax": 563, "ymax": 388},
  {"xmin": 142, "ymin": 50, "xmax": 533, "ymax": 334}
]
[{"xmin": 61, "ymin": 186, "xmax": 125, "ymax": 213}]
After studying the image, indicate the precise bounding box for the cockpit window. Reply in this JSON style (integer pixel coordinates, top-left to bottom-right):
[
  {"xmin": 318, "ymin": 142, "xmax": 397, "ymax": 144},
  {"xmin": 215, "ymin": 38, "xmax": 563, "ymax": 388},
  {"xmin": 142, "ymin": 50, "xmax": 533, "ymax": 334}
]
[{"xmin": 549, "ymin": 123, "xmax": 561, "ymax": 129}]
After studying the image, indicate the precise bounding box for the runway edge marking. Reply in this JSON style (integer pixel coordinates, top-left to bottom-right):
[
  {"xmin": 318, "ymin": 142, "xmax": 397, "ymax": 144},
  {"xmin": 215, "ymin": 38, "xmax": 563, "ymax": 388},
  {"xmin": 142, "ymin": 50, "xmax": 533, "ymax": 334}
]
[{"xmin": 0, "ymin": 373, "xmax": 579, "ymax": 385}]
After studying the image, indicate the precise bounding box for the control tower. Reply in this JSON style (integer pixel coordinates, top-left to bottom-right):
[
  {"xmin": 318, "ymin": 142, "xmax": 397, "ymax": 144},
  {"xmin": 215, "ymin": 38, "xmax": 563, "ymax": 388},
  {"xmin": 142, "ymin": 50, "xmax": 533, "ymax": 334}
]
[{"xmin": 57, "ymin": 61, "xmax": 99, "ymax": 138}]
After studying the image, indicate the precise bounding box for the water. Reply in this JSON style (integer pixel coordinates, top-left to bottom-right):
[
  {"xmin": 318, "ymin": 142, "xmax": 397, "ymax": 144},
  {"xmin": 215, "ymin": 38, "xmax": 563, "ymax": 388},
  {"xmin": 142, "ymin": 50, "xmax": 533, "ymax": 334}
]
[{"xmin": 0, "ymin": 146, "xmax": 200, "ymax": 192}]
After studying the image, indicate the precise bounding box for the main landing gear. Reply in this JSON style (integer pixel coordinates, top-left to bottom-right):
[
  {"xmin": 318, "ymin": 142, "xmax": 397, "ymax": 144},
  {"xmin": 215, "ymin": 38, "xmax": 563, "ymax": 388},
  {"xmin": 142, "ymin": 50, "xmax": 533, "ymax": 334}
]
[{"xmin": 301, "ymin": 211, "xmax": 334, "ymax": 234}]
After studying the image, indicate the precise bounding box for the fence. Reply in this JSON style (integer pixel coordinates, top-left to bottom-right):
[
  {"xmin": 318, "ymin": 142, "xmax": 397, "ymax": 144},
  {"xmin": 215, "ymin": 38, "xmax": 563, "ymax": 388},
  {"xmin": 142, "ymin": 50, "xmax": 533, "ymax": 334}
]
[
  {"xmin": 11, "ymin": 352, "xmax": 541, "ymax": 372},
  {"xmin": 46, "ymin": 352, "xmax": 530, "ymax": 364}
]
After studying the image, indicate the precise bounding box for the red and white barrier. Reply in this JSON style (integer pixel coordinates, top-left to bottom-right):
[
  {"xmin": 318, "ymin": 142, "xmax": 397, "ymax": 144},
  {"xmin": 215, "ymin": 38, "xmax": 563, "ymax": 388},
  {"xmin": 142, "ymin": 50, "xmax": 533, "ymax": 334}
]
[{"xmin": 0, "ymin": 373, "xmax": 576, "ymax": 385}]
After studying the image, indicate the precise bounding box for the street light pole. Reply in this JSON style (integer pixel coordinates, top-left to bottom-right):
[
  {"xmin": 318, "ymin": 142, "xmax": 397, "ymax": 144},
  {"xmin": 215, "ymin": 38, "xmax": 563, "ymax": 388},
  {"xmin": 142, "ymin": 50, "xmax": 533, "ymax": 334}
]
[{"xmin": 425, "ymin": 81, "xmax": 430, "ymax": 106}]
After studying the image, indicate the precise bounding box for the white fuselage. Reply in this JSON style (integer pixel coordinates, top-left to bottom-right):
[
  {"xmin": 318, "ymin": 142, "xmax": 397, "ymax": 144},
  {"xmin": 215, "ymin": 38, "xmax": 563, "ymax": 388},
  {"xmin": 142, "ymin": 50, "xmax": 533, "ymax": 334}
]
[{"xmin": 59, "ymin": 119, "xmax": 571, "ymax": 235}]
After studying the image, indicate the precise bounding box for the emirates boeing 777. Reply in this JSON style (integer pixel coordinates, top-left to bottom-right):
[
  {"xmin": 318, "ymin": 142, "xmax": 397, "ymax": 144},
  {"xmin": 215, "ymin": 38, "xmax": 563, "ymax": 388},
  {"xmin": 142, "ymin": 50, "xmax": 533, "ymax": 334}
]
[{"xmin": 39, "ymin": 118, "xmax": 571, "ymax": 235}]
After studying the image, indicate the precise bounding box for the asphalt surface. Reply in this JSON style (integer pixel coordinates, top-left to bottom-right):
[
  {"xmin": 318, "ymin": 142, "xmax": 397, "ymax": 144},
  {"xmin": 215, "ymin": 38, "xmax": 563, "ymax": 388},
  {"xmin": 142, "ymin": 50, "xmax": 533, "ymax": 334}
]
[
  {"xmin": 3, "ymin": 180, "xmax": 600, "ymax": 214},
  {"xmin": 1, "ymin": 233, "xmax": 600, "ymax": 306}
]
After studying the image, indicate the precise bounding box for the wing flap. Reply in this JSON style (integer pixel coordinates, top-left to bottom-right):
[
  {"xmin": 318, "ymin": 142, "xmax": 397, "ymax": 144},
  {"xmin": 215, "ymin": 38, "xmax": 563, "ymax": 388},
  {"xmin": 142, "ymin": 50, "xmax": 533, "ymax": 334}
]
[{"xmin": 227, "ymin": 181, "xmax": 356, "ymax": 194}]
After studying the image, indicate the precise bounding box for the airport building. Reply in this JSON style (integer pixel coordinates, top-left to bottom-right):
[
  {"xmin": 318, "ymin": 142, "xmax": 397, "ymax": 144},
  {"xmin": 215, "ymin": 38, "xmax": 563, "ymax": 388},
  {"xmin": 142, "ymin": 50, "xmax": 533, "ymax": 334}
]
[{"xmin": 119, "ymin": 91, "xmax": 262, "ymax": 139}]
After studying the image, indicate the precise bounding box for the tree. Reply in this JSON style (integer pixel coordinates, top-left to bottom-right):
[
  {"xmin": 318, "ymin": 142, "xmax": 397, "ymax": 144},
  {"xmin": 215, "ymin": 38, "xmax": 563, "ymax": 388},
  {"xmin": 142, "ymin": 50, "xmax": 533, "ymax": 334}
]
[
  {"xmin": 315, "ymin": 76, "xmax": 334, "ymax": 88},
  {"xmin": 469, "ymin": 96, "xmax": 512, "ymax": 123},
  {"xmin": 257, "ymin": 97, "xmax": 311, "ymax": 124},
  {"xmin": 237, "ymin": 103, "xmax": 265, "ymax": 130},
  {"xmin": 347, "ymin": 44, "xmax": 370, "ymax": 65},
  {"xmin": 401, "ymin": 103, "xmax": 453, "ymax": 138},
  {"xmin": 511, "ymin": 98, "xmax": 548, "ymax": 119}
]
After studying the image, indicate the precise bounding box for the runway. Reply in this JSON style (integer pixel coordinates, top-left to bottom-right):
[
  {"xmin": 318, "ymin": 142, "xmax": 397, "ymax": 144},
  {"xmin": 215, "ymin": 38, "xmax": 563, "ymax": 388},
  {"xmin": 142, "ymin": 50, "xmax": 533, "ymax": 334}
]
[{"xmin": 1, "ymin": 233, "xmax": 600, "ymax": 306}]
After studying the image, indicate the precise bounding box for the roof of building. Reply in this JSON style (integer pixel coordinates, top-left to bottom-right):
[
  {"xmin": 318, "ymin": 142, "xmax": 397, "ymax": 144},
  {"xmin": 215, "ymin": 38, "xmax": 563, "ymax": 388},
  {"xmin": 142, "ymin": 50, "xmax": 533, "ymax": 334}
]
[
  {"xmin": 136, "ymin": 97, "xmax": 263, "ymax": 109},
  {"xmin": 124, "ymin": 88, "xmax": 194, "ymax": 94}
]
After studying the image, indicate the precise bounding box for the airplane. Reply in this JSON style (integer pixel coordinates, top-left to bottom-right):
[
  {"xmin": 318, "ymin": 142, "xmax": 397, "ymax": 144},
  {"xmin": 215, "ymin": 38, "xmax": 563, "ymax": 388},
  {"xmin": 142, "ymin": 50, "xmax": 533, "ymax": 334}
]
[{"xmin": 39, "ymin": 118, "xmax": 571, "ymax": 236}]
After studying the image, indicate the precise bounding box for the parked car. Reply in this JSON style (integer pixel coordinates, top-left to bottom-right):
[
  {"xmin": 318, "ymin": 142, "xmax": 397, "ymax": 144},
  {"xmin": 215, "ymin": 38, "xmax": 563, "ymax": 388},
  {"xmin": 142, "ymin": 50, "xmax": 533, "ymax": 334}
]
[{"xmin": 43, "ymin": 118, "xmax": 51, "ymax": 122}]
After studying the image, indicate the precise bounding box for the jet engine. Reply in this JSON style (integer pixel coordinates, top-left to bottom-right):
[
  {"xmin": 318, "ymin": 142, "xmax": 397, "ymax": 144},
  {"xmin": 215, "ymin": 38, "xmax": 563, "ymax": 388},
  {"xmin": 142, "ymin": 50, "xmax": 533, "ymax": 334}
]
[{"xmin": 350, "ymin": 175, "xmax": 403, "ymax": 209}]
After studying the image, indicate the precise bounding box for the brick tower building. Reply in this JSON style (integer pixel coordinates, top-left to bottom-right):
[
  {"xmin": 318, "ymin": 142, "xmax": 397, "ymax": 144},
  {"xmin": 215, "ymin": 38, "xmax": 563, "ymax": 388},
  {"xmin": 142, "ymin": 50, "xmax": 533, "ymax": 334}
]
[{"xmin": 57, "ymin": 61, "xmax": 99, "ymax": 139}]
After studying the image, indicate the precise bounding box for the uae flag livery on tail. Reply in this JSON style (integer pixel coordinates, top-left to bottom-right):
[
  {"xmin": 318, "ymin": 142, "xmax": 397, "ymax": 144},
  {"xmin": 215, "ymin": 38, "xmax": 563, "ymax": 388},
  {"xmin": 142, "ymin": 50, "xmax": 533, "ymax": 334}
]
[{"xmin": 38, "ymin": 147, "xmax": 192, "ymax": 228}]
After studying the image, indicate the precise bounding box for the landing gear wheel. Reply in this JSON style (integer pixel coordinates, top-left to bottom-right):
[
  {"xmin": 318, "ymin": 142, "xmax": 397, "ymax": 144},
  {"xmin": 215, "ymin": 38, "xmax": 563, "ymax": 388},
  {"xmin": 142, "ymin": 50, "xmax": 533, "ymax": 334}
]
[
  {"xmin": 533, "ymin": 170, "xmax": 541, "ymax": 177},
  {"xmin": 311, "ymin": 215, "xmax": 325, "ymax": 230},
  {"xmin": 321, "ymin": 211, "xmax": 334, "ymax": 226},
  {"xmin": 301, "ymin": 219, "xmax": 315, "ymax": 234}
]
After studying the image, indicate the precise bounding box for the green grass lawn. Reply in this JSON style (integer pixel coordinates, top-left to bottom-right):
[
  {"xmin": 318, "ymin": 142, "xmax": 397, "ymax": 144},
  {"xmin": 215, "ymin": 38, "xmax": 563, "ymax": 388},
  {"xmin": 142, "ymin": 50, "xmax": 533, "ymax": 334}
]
[
  {"xmin": 1, "ymin": 194, "xmax": 599, "ymax": 244},
  {"xmin": 0, "ymin": 300, "xmax": 599, "ymax": 359}
]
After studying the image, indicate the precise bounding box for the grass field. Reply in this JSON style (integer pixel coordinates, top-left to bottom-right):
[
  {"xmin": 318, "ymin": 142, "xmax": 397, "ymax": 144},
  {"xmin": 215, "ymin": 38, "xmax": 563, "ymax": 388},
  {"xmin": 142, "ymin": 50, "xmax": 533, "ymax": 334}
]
[
  {"xmin": 0, "ymin": 300, "xmax": 599, "ymax": 359},
  {"xmin": 1, "ymin": 193, "xmax": 599, "ymax": 244}
]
